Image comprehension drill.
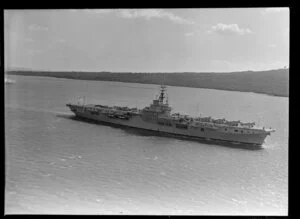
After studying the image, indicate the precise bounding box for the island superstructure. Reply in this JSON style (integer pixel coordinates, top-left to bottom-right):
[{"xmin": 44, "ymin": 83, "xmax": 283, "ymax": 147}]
[{"xmin": 66, "ymin": 85, "xmax": 275, "ymax": 145}]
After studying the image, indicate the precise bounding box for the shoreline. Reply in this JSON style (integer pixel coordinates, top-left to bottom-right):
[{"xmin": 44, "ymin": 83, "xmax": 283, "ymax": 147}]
[{"xmin": 6, "ymin": 70, "xmax": 289, "ymax": 97}]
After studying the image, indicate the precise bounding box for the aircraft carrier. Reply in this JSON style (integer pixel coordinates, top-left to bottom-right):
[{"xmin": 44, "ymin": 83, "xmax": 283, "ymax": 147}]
[{"xmin": 66, "ymin": 85, "xmax": 275, "ymax": 146}]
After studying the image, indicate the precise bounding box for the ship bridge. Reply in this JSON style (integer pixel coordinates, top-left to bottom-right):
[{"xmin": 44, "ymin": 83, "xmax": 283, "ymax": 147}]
[{"xmin": 142, "ymin": 85, "xmax": 172, "ymax": 120}]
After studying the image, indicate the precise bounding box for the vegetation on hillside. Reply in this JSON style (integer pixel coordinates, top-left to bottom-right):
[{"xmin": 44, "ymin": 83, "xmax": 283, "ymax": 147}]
[{"xmin": 7, "ymin": 68, "xmax": 289, "ymax": 97}]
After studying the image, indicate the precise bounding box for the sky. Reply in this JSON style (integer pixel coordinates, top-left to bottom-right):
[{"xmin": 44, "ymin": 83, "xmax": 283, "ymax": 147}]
[{"xmin": 4, "ymin": 8, "xmax": 289, "ymax": 73}]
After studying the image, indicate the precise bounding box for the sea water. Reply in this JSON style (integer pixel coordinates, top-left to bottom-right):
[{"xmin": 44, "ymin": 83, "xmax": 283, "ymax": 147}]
[{"xmin": 5, "ymin": 75, "xmax": 288, "ymax": 215}]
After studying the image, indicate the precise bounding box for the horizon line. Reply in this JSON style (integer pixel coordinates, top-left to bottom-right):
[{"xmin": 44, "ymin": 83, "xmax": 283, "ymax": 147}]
[{"xmin": 5, "ymin": 67, "xmax": 289, "ymax": 74}]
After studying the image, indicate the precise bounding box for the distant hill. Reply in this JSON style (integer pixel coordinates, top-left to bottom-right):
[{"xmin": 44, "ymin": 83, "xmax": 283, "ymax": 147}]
[{"xmin": 7, "ymin": 68, "xmax": 289, "ymax": 97}]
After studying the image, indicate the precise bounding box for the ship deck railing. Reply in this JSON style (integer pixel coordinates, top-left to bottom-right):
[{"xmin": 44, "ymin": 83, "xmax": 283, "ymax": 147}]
[{"xmin": 86, "ymin": 104, "xmax": 139, "ymax": 113}]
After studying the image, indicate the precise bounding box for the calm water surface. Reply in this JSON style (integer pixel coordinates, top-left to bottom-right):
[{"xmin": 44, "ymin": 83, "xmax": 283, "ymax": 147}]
[{"xmin": 5, "ymin": 75, "xmax": 288, "ymax": 215}]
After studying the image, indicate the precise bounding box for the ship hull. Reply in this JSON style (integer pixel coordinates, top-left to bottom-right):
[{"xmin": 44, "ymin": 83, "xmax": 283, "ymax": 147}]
[{"xmin": 68, "ymin": 105, "xmax": 268, "ymax": 146}]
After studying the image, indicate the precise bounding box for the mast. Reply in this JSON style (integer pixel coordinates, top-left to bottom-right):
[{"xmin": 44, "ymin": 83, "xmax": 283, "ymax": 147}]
[{"xmin": 158, "ymin": 85, "xmax": 167, "ymax": 104}]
